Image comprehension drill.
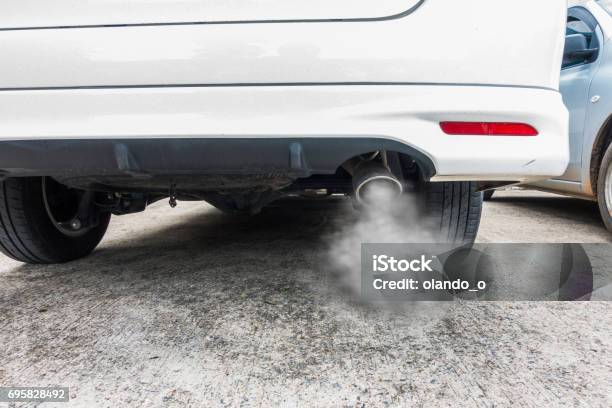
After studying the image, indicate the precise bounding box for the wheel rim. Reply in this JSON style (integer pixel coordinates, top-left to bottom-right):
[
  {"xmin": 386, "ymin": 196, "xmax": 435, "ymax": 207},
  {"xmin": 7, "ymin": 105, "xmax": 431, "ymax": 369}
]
[
  {"xmin": 606, "ymin": 163, "xmax": 612, "ymax": 218},
  {"xmin": 42, "ymin": 177, "xmax": 90, "ymax": 237}
]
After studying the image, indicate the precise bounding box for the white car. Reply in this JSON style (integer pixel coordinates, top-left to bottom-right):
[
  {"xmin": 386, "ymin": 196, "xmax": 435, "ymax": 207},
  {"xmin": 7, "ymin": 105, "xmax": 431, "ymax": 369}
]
[{"xmin": 0, "ymin": 0, "xmax": 569, "ymax": 263}]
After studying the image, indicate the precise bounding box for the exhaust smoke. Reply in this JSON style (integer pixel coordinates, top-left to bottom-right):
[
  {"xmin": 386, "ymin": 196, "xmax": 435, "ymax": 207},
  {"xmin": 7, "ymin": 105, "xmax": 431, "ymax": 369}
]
[{"xmin": 326, "ymin": 179, "xmax": 434, "ymax": 297}]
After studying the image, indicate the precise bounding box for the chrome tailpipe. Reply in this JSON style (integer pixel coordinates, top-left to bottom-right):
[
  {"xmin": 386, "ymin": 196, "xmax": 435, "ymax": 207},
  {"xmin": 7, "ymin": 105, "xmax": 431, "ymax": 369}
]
[{"xmin": 352, "ymin": 161, "xmax": 403, "ymax": 206}]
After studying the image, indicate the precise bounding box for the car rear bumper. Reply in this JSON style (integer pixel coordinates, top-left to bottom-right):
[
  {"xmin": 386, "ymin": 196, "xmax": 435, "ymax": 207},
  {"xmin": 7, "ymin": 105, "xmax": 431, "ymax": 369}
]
[
  {"xmin": 0, "ymin": 137, "xmax": 435, "ymax": 180},
  {"xmin": 0, "ymin": 85, "xmax": 569, "ymax": 183}
]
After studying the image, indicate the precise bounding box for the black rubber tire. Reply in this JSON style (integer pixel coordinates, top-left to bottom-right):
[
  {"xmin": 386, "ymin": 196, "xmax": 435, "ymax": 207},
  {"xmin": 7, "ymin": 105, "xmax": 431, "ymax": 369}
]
[
  {"xmin": 482, "ymin": 190, "xmax": 495, "ymax": 201},
  {"xmin": 0, "ymin": 177, "xmax": 111, "ymax": 264},
  {"xmin": 422, "ymin": 181, "xmax": 483, "ymax": 244},
  {"xmin": 597, "ymin": 143, "xmax": 612, "ymax": 232}
]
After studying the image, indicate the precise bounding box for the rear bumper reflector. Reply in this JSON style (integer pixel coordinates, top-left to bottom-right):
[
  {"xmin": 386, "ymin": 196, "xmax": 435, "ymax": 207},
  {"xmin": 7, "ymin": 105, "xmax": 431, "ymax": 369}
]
[{"xmin": 440, "ymin": 122, "xmax": 539, "ymax": 136}]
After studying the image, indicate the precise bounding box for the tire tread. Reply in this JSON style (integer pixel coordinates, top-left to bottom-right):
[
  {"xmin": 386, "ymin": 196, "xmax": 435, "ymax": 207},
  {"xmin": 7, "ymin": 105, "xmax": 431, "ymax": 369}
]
[
  {"xmin": 424, "ymin": 181, "xmax": 482, "ymax": 244},
  {"xmin": 0, "ymin": 178, "xmax": 110, "ymax": 264}
]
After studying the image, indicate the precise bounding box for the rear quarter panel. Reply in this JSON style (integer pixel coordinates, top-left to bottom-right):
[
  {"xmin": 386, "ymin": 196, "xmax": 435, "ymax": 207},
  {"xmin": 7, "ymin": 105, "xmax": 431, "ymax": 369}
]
[
  {"xmin": 0, "ymin": 0, "xmax": 423, "ymax": 26},
  {"xmin": 0, "ymin": 0, "xmax": 566, "ymax": 89}
]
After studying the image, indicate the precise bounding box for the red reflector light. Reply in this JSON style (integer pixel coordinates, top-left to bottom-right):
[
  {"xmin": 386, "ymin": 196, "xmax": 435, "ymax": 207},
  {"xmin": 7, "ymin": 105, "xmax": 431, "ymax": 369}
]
[{"xmin": 440, "ymin": 122, "xmax": 538, "ymax": 136}]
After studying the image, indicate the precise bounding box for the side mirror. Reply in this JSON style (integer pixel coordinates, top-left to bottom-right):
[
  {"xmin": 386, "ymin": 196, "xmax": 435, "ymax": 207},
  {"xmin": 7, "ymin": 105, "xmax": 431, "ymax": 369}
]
[{"xmin": 563, "ymin": 34, "xmax": 598, "ymax": 68}]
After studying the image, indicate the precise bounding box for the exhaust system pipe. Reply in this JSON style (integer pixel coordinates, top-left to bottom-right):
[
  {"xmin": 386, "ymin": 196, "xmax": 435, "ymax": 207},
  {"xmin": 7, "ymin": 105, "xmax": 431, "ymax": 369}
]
[{"xmin": 352, "ymin": 160, "xmax": 404, "ymax": 206}]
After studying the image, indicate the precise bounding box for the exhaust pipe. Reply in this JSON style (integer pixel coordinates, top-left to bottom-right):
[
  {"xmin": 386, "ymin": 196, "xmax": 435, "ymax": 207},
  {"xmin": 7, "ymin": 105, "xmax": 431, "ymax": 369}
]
[{"xmin": 352, "ymin": 161, "xmax": 403, "ymax": 206}]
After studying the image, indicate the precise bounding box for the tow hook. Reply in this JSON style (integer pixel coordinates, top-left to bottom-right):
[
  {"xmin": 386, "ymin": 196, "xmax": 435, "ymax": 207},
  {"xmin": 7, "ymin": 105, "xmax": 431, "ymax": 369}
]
[{"xmin": 169, "ymin": 183, "xmax": 177, "ymax": 208}]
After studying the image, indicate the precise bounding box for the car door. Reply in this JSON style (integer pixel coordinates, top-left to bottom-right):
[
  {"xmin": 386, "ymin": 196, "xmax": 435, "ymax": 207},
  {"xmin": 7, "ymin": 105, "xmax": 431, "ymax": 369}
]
[{"xmin": 559, "ymin": 7, "xmax": 603, "ymax": 182}]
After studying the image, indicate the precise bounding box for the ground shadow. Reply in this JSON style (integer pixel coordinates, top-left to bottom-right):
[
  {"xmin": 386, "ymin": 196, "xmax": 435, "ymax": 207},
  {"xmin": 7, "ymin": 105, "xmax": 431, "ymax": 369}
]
[
  {"xmin": 490, "ymin": 193, "xmax": 604, "ymax": 226},
  {"xmin": 4, "ymin": 197, "xmax": 364, "ymax": 311}
]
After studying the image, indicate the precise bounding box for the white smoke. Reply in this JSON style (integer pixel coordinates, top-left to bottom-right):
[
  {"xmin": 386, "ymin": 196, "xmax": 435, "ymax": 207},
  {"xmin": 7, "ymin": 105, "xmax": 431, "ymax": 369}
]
[{"xmin": 326, "ymin": 183, "xmax": 435, "ymax": 296}]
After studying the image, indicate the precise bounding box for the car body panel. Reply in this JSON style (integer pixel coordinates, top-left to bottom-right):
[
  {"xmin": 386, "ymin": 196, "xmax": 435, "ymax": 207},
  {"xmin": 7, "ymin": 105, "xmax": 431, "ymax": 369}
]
[
  {"xmin": 590, "ymin": 0, "xmax": 612, "ymax": 38},
  {"xmin": 560, "ymin": 62, "xmax": 597, "ymax": 182},
  {"xmin": 0, "ymin": 0, "xmax": 566, "ymax": 90},
  {"xmin": 0, "ymin": 85, "xmax": 568, "ymax": 182},
  {"xmin": 0, "ymin": 0, "xmax": 569, "ymax": 184},
  {"xmin": 558, "ymin": 10, "xmax": 605, "ymax": 183},
  {"xmin": 0, "ymin": 0, "xmax": 423, "ymax": 27},
  {"xmin": 531, "ymin": 178, "xmax": 588, "ymax": 199},
  {"xmin": 581, "ymin": 36, "xmax": 612, "ymax": 195}
]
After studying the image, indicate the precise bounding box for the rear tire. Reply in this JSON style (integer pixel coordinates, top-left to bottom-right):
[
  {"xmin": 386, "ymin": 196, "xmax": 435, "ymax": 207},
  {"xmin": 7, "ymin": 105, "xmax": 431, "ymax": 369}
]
[
  {"xmin": 597, "ymin": 144, "xmax": 612, "ymax": 232},
  {"xmin": 0, "ymin": 177, "xmax": 111, "ymax": 264},
  {"xmin": 422, "ymin": 181, "xmax": 482, "ymax": 244}
]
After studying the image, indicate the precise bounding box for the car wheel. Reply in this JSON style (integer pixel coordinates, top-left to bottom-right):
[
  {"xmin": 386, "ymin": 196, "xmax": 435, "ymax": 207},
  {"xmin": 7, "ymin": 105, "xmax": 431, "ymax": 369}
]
[
  {"xmin": 423, "ymin": 181, "xmax": 482, "ymax": 244},
  {"xmin": 482, "ymin": 190, "xmax": 495, "ymax": 201},
  {"xmin": 597, "ymin": 143, "xmax": 612, "ymax": 232},
  {"xmin": 0, "ymin": 177, "xmax": 111, "ymax": 264}
]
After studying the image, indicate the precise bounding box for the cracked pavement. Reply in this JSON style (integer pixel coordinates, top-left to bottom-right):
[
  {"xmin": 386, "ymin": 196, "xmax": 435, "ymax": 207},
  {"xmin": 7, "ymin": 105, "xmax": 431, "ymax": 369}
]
[{"xmin": 0, "ymin": 190, "xmax": 610, "ymax": 407}]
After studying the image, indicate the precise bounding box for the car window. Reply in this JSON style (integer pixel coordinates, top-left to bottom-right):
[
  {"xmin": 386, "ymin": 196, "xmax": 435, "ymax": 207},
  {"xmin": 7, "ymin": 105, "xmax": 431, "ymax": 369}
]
[
  {"xmin": 567, "ymin": 17, "xmax": 596, "ymax": 48},
  {"xmin": 563, "ymin": 9, "xmax": 600, "ymax": 69},
  {"xmin": 567, "ymin": 19, "xmax": 591, "ymax": 34}
]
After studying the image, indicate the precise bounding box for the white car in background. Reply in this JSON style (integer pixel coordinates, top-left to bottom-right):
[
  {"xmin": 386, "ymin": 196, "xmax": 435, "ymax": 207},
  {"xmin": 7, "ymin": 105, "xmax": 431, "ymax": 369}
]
[{"xmin": 0, "ymin": 0, "xmax": 568, "ymax": 263}]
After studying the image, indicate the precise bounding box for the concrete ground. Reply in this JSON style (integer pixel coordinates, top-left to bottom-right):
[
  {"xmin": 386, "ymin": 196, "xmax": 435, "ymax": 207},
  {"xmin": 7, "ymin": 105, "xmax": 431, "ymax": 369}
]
[{"xmin": 0, "ymin": 190, "xmax": 610, "ymax": 407}]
